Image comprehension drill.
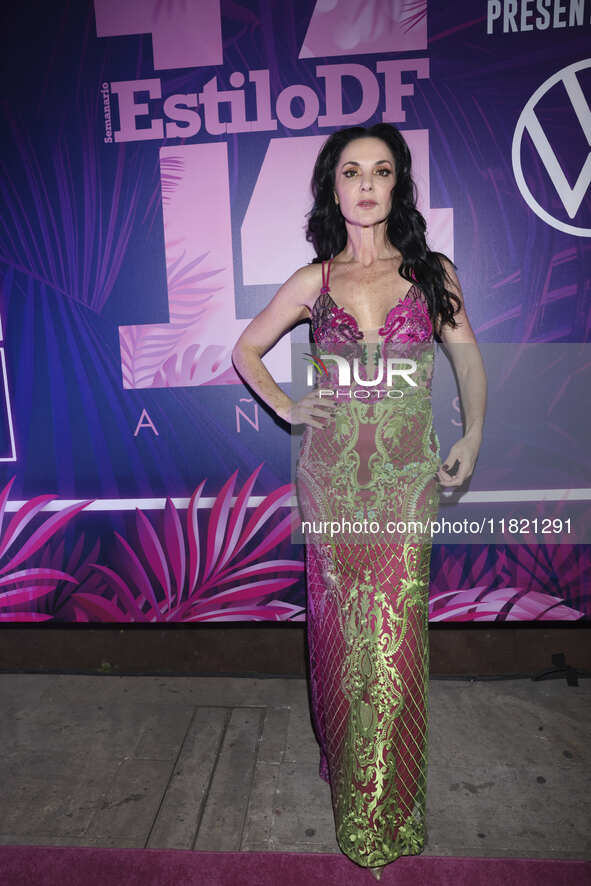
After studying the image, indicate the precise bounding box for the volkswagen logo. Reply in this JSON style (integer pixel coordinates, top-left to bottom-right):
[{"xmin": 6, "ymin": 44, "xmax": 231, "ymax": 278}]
[{"xmin": 512, "ymin": 59, "xmax": 591, "ymax": 237}]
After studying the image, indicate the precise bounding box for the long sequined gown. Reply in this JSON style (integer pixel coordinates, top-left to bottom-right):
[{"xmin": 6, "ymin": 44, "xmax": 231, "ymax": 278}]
[{"xmin": 295, "ymin": 257, "xmax": 441, "ymax": 869}]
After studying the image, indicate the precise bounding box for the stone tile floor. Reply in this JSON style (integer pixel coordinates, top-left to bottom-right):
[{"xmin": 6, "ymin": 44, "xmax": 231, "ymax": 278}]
[{"xmin": 0, "ymin": 674, "xmax": 589, "ymax": 860}]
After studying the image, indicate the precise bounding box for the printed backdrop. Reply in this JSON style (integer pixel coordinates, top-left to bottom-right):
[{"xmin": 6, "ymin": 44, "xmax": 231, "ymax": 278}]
[{"xmin": 1, "ymin": 0, "xmax": 590, "ymax": 623}]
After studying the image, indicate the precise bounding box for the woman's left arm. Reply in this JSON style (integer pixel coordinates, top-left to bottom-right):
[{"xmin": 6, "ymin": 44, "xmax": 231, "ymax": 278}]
[{"xmin": 434, "ymin": 257, "xmax": 488, "ymax": 487}]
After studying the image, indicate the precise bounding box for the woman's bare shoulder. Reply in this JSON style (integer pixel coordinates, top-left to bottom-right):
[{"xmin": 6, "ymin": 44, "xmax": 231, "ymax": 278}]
[
  {"xmin": 286, "ymin": 261, "xmax": 324, "ymax": 319},
  {"xmin": 295, "ymin": 260, "xmax": 323, "ymax": 288}
]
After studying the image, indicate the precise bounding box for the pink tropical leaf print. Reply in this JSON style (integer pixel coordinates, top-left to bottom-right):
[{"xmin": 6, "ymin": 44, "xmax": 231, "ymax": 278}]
[
  {"xmin": 240, "ymin": 511, "xmax": 297, "ymax": 564},
  {"xmin": 215, "ymin": 464, "xmax": 265, "ymax": 574},
  {"xmin": 0, "ymin": 499, "xmax": 92, "ymax": 575},
  {"xmin": 190, "ymin": 578, "xmax": 300, "ymax": 611},
  {"xmin": 80, "ymin": 465, "xmax": 304, "ymax": 622},
  {"xmin": 202, "ymin": 468, "xmax": 238, "ymax": 583},
  {"xmin": 187, "ymin": 478, "xmax": 206, "ymax": 600},
  {"xmin": 430, "ymin": 540, "xmax": 589, "ymax": 620},
  {"xmin": 186, "ymin": 601, "xmax": 303, "ymax": 622},
  {"xmin": 0, "ymin": 610, "xmax": 54, "ymax": 622},
  {"xmin": 112, "ymin": 531, "xmax": 161, "ymax": 614},
  {"xmin": 87, "ymin": 564, "xmax": 146, "ymax": 621},
  {"xmin": 163, "ymin": 496, "xmax": 186, "ymax": 605},
  {"xmin": 120, "ymin": 250, "xmax": 224, "ymax": 389},
  {"xmin": 429, "ymin": 585, "xmax": 584, "ymax": 621},
  {"xmin": 0, "ymin": 496, "xmax": 53, "ymax": 558},
  {"xmin": 230, "ymin": 485, "xmax": 295, "ymax": 566},
  {"xmin": 1, "ymin": 583, "xmax": 69, "ymax": 607},
  {"xmin": 152, "ymin": 343, "xmax": 239, "ymax": 387},
  {"xmin": 0, "ymin": 567, "xmax": 75, "ymax": 587},
  {"xmin": 70, "ymin": 591, "xmax": 134, "ymax": 623},
  {"xmin": 135, "ymin": 507, "xmax": 172, "ymax": 606},
  {"xmin": 159, "ymin": 155, "xmax": 184, "ymax": 208},
  {"xmin": 0, "ymin": 475, "xmax": 94, "ymax": 619}
]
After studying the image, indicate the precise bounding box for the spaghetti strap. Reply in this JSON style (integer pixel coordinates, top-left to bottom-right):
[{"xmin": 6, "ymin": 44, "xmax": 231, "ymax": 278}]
[{"xmin": 320, "ymin": 257, "xmax": 333, "ymax": 295}]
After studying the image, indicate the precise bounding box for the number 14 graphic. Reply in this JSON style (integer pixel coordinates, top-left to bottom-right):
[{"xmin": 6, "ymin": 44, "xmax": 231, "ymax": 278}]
[{"xmin": 118, "ymin": 132, "xmax": 450, "ymax": 390}]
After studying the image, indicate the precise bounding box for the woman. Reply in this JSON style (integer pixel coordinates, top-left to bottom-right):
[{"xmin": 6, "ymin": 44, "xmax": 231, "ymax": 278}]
[{"xmin": 232, "ymin": 123, "xmax": 487, "ymax": 879}]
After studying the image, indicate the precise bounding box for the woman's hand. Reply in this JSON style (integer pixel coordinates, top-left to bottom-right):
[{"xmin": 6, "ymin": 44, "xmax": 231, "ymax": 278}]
[
  {"xmin": 437, "ymin": 432, "xmax": 481, "ymax": 487},
  {"xmin": 277, "ymin": 392, "xmax": 337, "ymax": 429}
]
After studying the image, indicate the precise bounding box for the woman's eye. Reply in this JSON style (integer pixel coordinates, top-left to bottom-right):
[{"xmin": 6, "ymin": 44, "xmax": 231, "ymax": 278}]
[{"xmin": 343, "ymin": 168, "xmax": 390, "ymax": 177}]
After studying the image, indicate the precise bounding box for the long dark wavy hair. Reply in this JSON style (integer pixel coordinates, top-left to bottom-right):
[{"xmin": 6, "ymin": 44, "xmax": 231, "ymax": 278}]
[{"xmin": 305, "ymin": 123, "xmax": 461, "ymax": 337}]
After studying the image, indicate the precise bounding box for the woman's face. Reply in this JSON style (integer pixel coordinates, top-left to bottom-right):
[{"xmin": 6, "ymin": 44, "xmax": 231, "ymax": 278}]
[{"xmin": 333, "ymin": 137, "xmax": 396, "ymax": 227}]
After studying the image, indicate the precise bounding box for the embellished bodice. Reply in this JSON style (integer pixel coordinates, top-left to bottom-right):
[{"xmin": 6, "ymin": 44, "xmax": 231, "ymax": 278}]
[
  {"xmin": 307, "ymin": 258, "xmax": 435, "ymax": 398},
  {"xmin": 310, "ymin": 257, "xmax": 434, "ymax": 346}
]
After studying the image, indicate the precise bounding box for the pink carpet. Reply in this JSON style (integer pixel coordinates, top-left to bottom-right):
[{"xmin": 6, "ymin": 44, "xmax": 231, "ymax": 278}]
[{"xmin": 0, "ymin": 846, "xmax": 589, "ymax": 885}]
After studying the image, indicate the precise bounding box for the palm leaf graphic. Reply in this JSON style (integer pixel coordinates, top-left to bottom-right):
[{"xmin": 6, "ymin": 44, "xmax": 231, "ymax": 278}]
[
  {"xmin": 429, "ymin": 542, "xmax": 586, "ymax": 621},
  {"xmin": 1, "ymin": 110, "xmax": 144, "ymax": 313},
  {"xmin": 0, "ymin": 475, "xmax": 93, "ymax": 621},
  {"xmin": 35, "ymin": 534, "xmax": 112, "ymax": 621},
  {"xmin": 78, "ymin": 465, "xmax": 304, "ymax": 622},
  {"xmin": 120, "ymin": 250, "xmax": 223, "ymax": 388}
]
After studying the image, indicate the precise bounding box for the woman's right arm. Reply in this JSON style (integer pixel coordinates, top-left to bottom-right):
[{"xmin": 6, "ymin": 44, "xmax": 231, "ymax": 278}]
[{"xmin": 231, "ymin": 264, "xmax": 333, "ymax": 429}]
